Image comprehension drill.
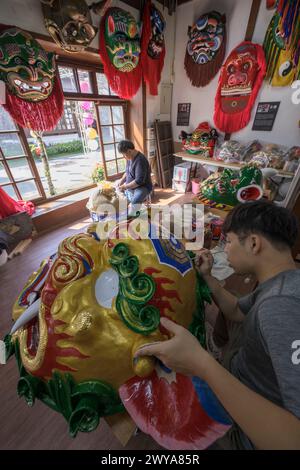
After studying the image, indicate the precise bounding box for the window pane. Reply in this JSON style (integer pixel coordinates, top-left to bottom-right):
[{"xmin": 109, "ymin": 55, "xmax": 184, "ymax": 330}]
[
  {"xmin": 27, "ymin": 101, "xmax": 100, "ymax": 197},
  {"xmin": 0, "ymin": 107, "xmax": 16, "ymax": 131},
  {"xmin": 17, "ymin": 180, "xmax": 39, "ymax": 200},
  {"xmin": 96, "ymin": 73, "xmax": 110, "ymax": 95},
  {"xmin": 112, "ymin": 106, "xmax": 124, "ymax": 124},
  {"xmin": 58, "ymin": 66, "xmax": 77, "ymax": 92},
  {"xmin": 1, "ymin": 184, "xmax": 17, "ymax": 199},
  {"xmin": 104, "ymin": 144, "xmax": 115, "ymax": 161},
  {"xmin": 78, "ymin": 70, "xmax": 92, "ymax": 93},
  {"xmin": 102, "ymin": 126, "xmax": 114, "ymax": 144},
  {"xmin": 0, "ymin": 162, "xmax": 10, "ymax": 184},
  {"xmin": 117, "ymin": 158, "xmax": 126, "ymax": 173},
  {"xmin": 99, "ymin": 106, "xmax": 112, "ymax": 125},
  {"xmin": 8, "ymin": 158, "xmax": 33, "ymax": 181},
  {"xmin": 0, "ymin": 133, "xmax": 24, "ymax": 157},
  {"xmin": 55, "ymin": 100, "xmax": 78, "ymax": 131},
  {"xmin": 106, "ymin": 160, "xmax": 117, "ymax": 176},
  {"xmin": 114, "ymin": 125, "xmax": 125, "ymax": 142}
]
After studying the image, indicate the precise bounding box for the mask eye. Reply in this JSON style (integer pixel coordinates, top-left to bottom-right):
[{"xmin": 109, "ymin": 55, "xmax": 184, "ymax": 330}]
[
  {"xmin": 228, "ymin": 64, "xmax": 235, "ymax": 74},
  {"xmin": 243, "ymin": 61, "xmax": 250, "ymax": 72},
  {"xmin": 95, "ymin": 269, "xmax": 119, "ymax": 309},
  {"xmin": 279, "ymin": 60, "xmax": 293, "ymax": 77}
]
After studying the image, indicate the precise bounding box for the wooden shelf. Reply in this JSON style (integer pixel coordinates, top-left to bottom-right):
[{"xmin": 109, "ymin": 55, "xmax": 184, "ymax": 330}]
[{"xmin": 174, "ymin": 151, "xmax": 295, "ymax": 179}]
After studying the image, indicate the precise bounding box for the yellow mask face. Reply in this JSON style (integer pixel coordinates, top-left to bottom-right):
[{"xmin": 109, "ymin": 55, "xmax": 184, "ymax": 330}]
[
  {"xmin": 271, "ymin": 48, "xmax": 295, "ymax": 86},
  {"xmin": 12, "ymin": 220, "xmax": 197, "ymax": 390}
]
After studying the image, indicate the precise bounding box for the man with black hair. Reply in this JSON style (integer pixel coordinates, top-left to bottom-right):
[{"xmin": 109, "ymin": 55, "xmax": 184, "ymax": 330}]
[
  {"xmin": 135, "ymin": 200, "xmax": 300, "ymax": 449},
  {"xmin": 117, "ymin": 140, "xmax": 152, "ymax": 210}
]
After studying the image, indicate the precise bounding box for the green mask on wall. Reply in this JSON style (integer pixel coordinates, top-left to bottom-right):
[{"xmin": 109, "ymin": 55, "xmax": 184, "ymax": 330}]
[
  {"xmin": 0, "ymin": 27, "xmax": 55, "ymax": 102},
  {"xmin": 105, "ymin": 8, "xmax": 140, "ymax": 72}
]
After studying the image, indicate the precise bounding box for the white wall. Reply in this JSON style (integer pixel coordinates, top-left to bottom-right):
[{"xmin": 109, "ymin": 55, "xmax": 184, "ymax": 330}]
[{"xmin": 171, "ymin": 0, "xmax": 300, "ymax": 147}]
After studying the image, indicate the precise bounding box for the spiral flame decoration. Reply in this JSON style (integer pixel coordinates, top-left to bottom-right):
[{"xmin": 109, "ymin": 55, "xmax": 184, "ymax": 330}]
[{"xmin": 52, "ymin": 234, "xmax": 93, "ymax": 287}]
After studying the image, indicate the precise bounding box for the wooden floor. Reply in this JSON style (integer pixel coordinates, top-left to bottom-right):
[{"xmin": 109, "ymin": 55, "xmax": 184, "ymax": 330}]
[{"xmin": 0, "ymin": 189, "xmax": 197, "ymax": 450}]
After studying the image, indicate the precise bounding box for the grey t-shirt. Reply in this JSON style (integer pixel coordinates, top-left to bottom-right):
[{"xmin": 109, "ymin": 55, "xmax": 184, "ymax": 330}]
[{"xmin": 230, "ymin": 269, "xmax": 300, "ymax": 448}]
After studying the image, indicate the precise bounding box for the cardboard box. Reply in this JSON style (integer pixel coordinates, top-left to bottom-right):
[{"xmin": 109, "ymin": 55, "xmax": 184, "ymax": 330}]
[
  {"xmin": 172, "ymin": 179, "xmax": 191, "ymax": 193},
  {"xmin": 173, "ymin": 162, "xmax": 192, "ymax": 183}
]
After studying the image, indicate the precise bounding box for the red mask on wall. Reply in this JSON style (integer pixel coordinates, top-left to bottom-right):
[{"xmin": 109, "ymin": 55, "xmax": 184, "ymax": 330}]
[{"xmin": 214, "ymin": 41, "xmax": 266, "ymax": 133}]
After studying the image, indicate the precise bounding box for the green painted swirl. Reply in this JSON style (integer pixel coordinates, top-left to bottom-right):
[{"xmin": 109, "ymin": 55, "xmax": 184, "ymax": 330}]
[{"xmin": 110, "ymin": 242, "xmax": 160, "ymax": 335}]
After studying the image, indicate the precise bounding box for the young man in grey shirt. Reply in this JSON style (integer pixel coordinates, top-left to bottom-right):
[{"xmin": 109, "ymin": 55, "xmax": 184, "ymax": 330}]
[{"xmin": 135, "ymin": 200, "xmax": 300, "ymax": 449}]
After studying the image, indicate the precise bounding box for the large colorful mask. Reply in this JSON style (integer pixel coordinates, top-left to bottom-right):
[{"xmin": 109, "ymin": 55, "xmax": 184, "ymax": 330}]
[
  {"xmin": 41, "ymin": 0, "xmax": 98, "ymax": 53},
  {"xmin": 179, "ymin": 122, "xmax": 218, "ymax": 157},
  {"xmin": 214, "ymin": 41, "xmax": 266, "ymax": 134},
  {"xmin": 184, "ymin": 11, "xmax": 226, "ymax": 87},
  {"xmin": 263, "ymin": 4, "xmax": 300, "ymax": 87},
  {"xmin": 141, "ymin": 1, "xmax": 166, "ymax": 96},
  {"xmin": 4, "ymin": 216, "xmax": 232, "ymax": 449},
  {"xmin": 0, "ymin": 26, "xmax": 63, "ymax": 130},
  {"xmin": 199, "ymin": 165, "xmax": 263, "ymax": 208},
  {"xmin": 99, "ymin": 7, "xmax": 142, "ymax": 99}
]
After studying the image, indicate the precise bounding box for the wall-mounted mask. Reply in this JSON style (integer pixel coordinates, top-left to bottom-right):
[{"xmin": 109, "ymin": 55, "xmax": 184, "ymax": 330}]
[
  {"xmin": 41, "ymin": 0, "xmax": 97, "ymax": 53},
  {"xmin": 214, "ymin": 41, "xmax": 266, "ymax": 133},
  {"xmin": 184, "ymin": 11, "xmax": 226, "ymax": 87},
  {"xmin": 0, "ymin": 26, "xmax": 63, "ymax": 130},
  {"xmin": 0, "ymin": 27, "xmax": 55, "ymax": 101},
  {"xmin": 99, "ymin": 7, "xmax": 142, "ymax": 99},
  {"xmin": 147, "ymin": 4, "xmax": 165, "ymax": 59},
  {"xmin": 141, "ymin": 0, "xmax": 165, "ymax": 96},
  {"xmin": 263, "ymin": 10, "xmax": 300, "ymax": 86}
]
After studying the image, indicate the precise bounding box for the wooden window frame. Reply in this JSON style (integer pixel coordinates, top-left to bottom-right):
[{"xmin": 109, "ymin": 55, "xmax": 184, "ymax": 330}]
[
  {"xmin": 0, "ymin": 125, "xmax": 46, "ymax": 203},
  {"xmin": 0, "ymin": 58, "xmax": 131, "ymax": 205}
]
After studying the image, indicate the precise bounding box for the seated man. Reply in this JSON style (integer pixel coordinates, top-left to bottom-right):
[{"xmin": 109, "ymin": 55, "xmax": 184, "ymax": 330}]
[{"xmin": 117, "ymin": 140, "xmax": 152, "ymax": 211}]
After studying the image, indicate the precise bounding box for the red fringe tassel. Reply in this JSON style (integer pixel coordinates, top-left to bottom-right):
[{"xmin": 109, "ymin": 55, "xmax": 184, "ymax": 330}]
[
  {"xmin": 141, "ymin": 0, "xmax": 165, "ymax": 96},
  {"xmin": 3, "ymin": 77, "xmax": 64, "ymax": 131}
]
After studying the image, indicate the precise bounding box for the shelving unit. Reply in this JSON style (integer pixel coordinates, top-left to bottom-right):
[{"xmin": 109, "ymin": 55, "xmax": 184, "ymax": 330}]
[{"xmin": 174, "ymin": 151, "xmax": 295, "ymax": 179}]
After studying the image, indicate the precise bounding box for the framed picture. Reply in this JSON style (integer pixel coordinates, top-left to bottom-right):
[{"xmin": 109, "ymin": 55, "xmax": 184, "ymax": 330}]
[
  {"xmin": 252, "ymin": 101, "xmax": 280, "ymax": 131},
  {"xmin": 177, "ymin": 103, "xmax": 191, "ymax": 126}
]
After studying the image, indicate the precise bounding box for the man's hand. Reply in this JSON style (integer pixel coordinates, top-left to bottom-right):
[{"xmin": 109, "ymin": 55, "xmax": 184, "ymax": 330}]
[
  {"xmin": 119, "ymin": 184, "xmax": 127, "ymax": 191},
  {"xmin": 195, "ymin": 249, "xmax": 214, "ymax": 277},
  {"xmin": 134, "ymin": 317, "xmax": 210, "ymax": 377}
]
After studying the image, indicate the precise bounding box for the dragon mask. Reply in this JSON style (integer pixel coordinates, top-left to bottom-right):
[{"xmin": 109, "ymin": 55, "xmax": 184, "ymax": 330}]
[
  {"xmin": 5, "ymin": 215, "xmax": 232, "ymax": 449},
  {"xmin": 99, "ymin": 7, "xmax": 142, "ymax": 99},
  {"xmin": 214, "ymin": 41, "xmax": 266, "ymax": 133},
  {"xmin": 199, "ymin": 165, "xmax": 263, "ymax": 208},
  {"xmin": 140, "ymin": 0, "xmax": 166, "ymax": 96},
  {"xmin": 184, "ymin": 11, "xmax": 226, "ymax": 87},
  {"xmin": 0, "ymin": 26, "xmax": 63, "ymax": 130},
  {"xmin": 179, "ymin": 122, "xmax": 218, "ymax": 157}
]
